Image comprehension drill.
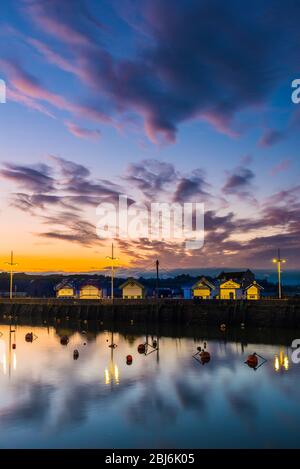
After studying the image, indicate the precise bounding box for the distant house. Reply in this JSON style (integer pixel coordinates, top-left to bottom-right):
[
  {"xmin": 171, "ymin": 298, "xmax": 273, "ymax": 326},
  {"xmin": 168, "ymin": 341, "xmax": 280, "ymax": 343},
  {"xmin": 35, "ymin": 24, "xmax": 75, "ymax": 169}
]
[
  {"xmin": 119, "ymin": 278, "xmax": 145, "ymax": 299},
  {"xmin": 192, "ymin": 277, "xmax": 216, "ymax": 299},
  {"xmin": 79, "ymin": 281, "xmax": 102, "ymax": 300},
  {"xmin": 156, "ymin": 287, "xmax": 173, "ymax": 298},
  {"xmin": 55, "ymin": 280, "xmax": 76, "ymax": 298},
  {"xmin": 244, "ymin": 281, "xmax": 263, "ymax": 300},
  {"xmin": 183, "ymin": 286, "xmax": 193, "ymax": 300},
  {"xmin": 217, "ymin": 270, "xmax": 255, "ymax": 286}
]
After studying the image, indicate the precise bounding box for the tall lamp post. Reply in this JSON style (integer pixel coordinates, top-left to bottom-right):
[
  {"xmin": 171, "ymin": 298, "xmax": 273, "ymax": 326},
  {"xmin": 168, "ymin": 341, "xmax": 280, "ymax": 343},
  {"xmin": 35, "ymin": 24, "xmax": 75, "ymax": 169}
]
[
  {"xmin": 5, "ymin": 251, "xmax": 18, "ymax": 300},
  {"xmin": 156, "ymin": 259, "xmax": 159, "ymax": 300},
  {"xmin": 272, "ymin": 249, "xmax": 286, "ymax": 299},
  {"xmin": 106, "ymin": 243, "xmax": 118, "ymax": 301}
]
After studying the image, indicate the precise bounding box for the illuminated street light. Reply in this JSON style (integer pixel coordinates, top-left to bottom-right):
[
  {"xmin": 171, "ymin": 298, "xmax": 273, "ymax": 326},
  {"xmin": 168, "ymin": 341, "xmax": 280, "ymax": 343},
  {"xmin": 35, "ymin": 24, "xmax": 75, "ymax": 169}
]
[
  {"xmin": 106, "ymin": 243, "xmax": 119, "ymax": 301},
  {"xmin": 272, "ymin": 249, "xmax": 286, "ymax": 299},
  {"xmin": 4, "ymin": 251, "xmax": 18, "ymax": 300}
]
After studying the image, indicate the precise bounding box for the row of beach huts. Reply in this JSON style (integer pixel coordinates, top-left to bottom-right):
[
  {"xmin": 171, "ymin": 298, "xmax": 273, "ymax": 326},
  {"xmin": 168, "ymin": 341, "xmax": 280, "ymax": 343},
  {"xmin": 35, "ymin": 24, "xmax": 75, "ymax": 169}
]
[{"xmin": 55, "ymin": 269, "xmax": 263, "ymax": 300}]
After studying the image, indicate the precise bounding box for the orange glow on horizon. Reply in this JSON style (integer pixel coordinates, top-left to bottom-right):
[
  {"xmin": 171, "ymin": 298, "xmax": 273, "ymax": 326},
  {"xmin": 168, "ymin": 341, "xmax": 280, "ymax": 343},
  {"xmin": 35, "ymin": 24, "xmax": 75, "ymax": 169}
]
[{"xmin": 0, "ymin": 252, "xmax": 130, "ymax": 274}]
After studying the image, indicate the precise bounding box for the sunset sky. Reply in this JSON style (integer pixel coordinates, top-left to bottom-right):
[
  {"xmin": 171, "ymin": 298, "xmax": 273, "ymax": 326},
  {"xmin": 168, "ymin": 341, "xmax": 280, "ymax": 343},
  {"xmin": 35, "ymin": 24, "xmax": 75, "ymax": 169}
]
[{"xmin": 0, "ymin": 0, "xmax": 300, "ymax": 273}]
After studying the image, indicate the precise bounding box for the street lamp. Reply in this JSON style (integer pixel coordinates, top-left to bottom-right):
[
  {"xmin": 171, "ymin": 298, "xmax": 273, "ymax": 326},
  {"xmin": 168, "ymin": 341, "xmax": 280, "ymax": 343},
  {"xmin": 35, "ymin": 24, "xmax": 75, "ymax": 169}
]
[
  {"xmin": 272, "ymin": 249, "xmax": 286, "ymax": 299},
  {"xmin": 4, "ymin": 251, "xmax": 18, "ymax": 300},
  {"xmin": 106, "ymin": 243, "xmax": 118, "ymax": 301}
]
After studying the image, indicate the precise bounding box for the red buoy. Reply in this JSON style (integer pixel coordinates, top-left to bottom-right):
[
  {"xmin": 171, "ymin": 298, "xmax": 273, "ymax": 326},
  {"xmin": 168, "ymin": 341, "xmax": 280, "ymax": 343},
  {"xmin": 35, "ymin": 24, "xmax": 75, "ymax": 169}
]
[
  {"xmin": 60, "ymin": 336, "xmax": 69, "ymax": 346},
  {"xmin": 246, "ymin": 354, "xmax": 258, "ymax": 368},
  {"xmin": 138, "ymin": 343, "xmax": 146, "ymax": 354},
  {"xmin": 126, "ymin": 354, "xmax": 133, "ymax": 365},
  {"xmin": 25, "ymin": 332, "xmax": 33, "ymax": 343},
  {"xmin": 200, "ymin": 350, "xmax": 211, "ymax": 364}
]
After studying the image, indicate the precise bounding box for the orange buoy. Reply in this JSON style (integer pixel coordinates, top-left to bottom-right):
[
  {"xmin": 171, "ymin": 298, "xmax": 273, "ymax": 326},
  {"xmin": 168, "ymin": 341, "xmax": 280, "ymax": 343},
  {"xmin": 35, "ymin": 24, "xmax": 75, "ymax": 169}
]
[
  {"xmin": 60, "ymin": 336, "xmax": 69, "ymax": 346},
  {"xmin": 138, "ymin": 343, "xmax": 146, "ymax": 354},
  {"xmin": 200, "ymin": 350, "xmax": 211, "ymax": 364},
  {"xmin": 246, "ymin": 353, "xmax": 258, "ymax": 368},
  {"xmin": 25, "ymin": 332, "xmax": 33, "ymax": 342},
  {"xmin": 73, "ymin": 350, "xmax": 79, "ymax": 360},
  {"xmin": 126, "ymin": 354, "xmax": 133, "ymax": 365}
]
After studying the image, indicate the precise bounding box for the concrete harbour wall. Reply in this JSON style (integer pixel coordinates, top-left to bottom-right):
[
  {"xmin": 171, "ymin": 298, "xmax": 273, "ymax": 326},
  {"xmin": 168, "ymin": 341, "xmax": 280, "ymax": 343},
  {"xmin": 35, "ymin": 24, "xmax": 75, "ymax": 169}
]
[{"xmin": 0, "ymin": 298, "xmax": 300, "ymax": 329}]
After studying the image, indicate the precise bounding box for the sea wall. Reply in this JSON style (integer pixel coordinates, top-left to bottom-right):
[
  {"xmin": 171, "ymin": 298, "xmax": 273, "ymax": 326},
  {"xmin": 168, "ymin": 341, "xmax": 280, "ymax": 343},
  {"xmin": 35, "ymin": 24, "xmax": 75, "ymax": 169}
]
[{"xmin": 0, "ymin": 298, "xmax": 300, "ymax": 329}]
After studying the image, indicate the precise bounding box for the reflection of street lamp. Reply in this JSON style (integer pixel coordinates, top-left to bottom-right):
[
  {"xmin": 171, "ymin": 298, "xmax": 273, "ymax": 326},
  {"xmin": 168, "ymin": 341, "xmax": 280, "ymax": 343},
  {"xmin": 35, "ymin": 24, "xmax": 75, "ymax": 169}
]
[
  {"xmin": 274, "ymin": 350, "xmax": 289, "ymax": 372},
  {"xmin": 106, "ymin": 243, "xmax": 119, "ymax": 301},
  {"xmin": 104, "ymin": 332, "xmax": 119, "ymax": 385},
  {"xmin": 4, "ymin": 251, "xmax": 18, "ymax": 300},
  {"xmin": 272, "ymin": 249, "xmax": 286, "ymax": 299},
  {"xmin": 104, "ymin": 362, "xmax": 119, "ymax": 385}
]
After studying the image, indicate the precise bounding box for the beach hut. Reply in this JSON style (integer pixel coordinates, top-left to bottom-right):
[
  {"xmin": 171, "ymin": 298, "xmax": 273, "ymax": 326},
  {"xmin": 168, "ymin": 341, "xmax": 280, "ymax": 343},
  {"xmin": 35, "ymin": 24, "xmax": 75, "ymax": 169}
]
[
  {"xmin": 119, "ymin": 278, "xmax": 145, "ymax": 299},
  {"xmin": 192, "ymin": 277, "xmax": 216, "ymax": 299},
  {"xmin": 219, "ymin": 279, "xmax": 242, "ymax": 300},
  {"xmin": 79, "ymin": 281, "xmax": 102, "ymax": 299},
  {"xmin": 244, "ymin": 281, "xmax": 263, "ymax": 300},
  {"xmin": 55, "ymin": 280, "xmax": 76, "ymax": 298}
]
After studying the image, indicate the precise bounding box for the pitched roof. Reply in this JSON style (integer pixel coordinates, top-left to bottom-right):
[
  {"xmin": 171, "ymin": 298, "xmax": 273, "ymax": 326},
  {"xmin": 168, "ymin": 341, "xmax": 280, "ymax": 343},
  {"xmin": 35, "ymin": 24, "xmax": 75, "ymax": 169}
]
[
  {"xmin": 217, "ymin": 269, "xmax": 254, "ymax": 280},
  {"xmin": 55, "ymin": 278, "xmax": 105, "ymax": 291},
  {"xmin": 55, "ymin": 279, "xmax": 77, "ymax": 291},
  {"xmin": 220, "ymin": 279, "xmax": 241, "ymax": 288},
  {"xmin": 192, "ymin": 276, "xmax": 216, "ymax": 290},
  {"xmin": 119, "ymin": 277, "xmax": 145, "ymax": 290},
  {"xmin": 79, "ymin": 279, "xmax": 103, "ymax": 289},
  {"xmin": 244, "ymin": 280, "xmax": 264, "ymax": 290}
]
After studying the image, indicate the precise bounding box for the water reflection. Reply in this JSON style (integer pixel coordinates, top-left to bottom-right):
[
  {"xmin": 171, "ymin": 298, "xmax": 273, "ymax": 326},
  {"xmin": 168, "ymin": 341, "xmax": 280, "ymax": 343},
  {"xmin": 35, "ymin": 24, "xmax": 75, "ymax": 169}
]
[
  {"xmin": 105, "ymin": 332, "xmax": 119, "ymax": 385},
  {"xmin": 274, "ymin": 349, "xmax": 290, "ymax": 372},
  {"xmin": 0, "ymin": 320, "xmax": 298, "ymax": 448}
]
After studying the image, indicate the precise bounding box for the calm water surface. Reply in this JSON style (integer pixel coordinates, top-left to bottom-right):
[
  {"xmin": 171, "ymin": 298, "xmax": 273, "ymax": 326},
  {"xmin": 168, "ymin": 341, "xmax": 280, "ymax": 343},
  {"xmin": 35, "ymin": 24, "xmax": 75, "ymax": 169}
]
[{"xmin": 0, "ymin": 321, "xmax": 299, "ymax": 448}]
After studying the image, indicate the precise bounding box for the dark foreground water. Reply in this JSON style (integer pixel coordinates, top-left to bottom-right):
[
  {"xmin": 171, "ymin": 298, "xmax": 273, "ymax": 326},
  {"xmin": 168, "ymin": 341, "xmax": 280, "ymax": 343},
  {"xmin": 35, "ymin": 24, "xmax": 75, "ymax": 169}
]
[{"xmin": 0, "ymin": 321, "xmax": 299, "ymax": 448}]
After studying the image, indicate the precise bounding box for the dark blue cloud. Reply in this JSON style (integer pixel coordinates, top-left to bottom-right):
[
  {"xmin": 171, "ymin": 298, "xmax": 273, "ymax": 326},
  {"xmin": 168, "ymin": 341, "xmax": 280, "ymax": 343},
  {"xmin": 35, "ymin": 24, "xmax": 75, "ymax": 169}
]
[
  {"xmin": 223, "ymin": 168, "xmax": 255, "ymax": 199},
  {"xmin": 11, "ymin": 0, "xmax": 300, "ymax": 142}
]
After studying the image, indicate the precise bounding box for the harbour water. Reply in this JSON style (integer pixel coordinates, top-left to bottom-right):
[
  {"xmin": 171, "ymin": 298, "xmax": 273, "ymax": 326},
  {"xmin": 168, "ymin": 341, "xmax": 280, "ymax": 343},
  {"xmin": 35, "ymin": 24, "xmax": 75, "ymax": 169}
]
[{"xmin": 0, "ymin": 321, "xmax": 299, "ymax": 448}]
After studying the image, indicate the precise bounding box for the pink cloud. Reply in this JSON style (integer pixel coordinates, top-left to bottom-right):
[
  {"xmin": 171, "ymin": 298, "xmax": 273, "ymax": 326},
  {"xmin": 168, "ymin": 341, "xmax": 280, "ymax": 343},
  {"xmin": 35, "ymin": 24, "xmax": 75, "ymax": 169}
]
[
  {"xmin": 1, "ymin": 59, "xmax": 111, "ymax": 124},
  {"xmin": 270, "ymin": 159, "xmax": 291, "ymax": 176},
  {"xmin": 65, "ymin": 121, "xmax": 101, "ymax": 140},
  {"xmin": 258, "ymin": 129, "xmax": 285, "ymax": 147},
  {"xmin": 7, "ymin": 87, "xmax": 54, "ymax": 117},
  {"xmin": 200, "ymin": 111, "xmax": 240, "ymax": 138},
  {"xmin": 27, "ymin": 38, "xmax": 78, "ymax": 75},
  {"xmin": 24, "ymin": 1, "xmax": 93, "ymax": 46}
]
